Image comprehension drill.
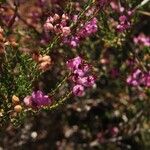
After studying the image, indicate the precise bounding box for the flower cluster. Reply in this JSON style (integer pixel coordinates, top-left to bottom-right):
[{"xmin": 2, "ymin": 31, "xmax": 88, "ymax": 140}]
[
  {"xmin": 77, "ymin": 18, "xmax": 98, "ymax": 38},
  {"xmin": 133, "ymin": 33, "xmax": 150, "ymax": 47},
  {"xmin": 24, "ymin": 90, "xmax": 52, "ymax": 108},
  {"xmin": 44, "ymin": 13, "xmax": 71, "ymax": 37},
  {"xmin": 126, "ymin": 69, "xmax": 150, "ymax": 87},
  {"xmin": 12, "ymin": 95, "xmax": 22, "ymax": 113},
  {"xmin": 63, "ymin": 36, "xmax": 80, "ymax": 48},
  {"xmin": 117, "ymin": 14, "xmax": 131, "ymax": 32},
  {"xmin": 66, "ymin": 56, "xmax": 96, "ymax": 96},
  {"xmin": 116, "ymin": 8, "xmax": 133, "ymax": 32},
  {"xmin": 32, "ymin": 54, "xmax": 52, "ymax": 71},
  {"xmin": 63, "ymin": 18, "xmax": 98, "ymax": 47}
]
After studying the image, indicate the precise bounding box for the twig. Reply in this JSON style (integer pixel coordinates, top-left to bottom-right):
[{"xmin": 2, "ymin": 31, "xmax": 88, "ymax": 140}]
[
  {"xmin": 45, "ymin": 91, "xmax": 72, "ymax": 110},
  {"xmin": 49, "ymin": 73, "xmax": 71, "ymax": 96},
  {"xmin": 138, "ymin": 10, "xmax": 150, "ymax": 16},
  {"xmin": 135, "ymin": 0, "xmax": 150, "ymax": 10},
  {"xmin": 7, "ymin": 0, "xmax": 19, "ymax": 28}
]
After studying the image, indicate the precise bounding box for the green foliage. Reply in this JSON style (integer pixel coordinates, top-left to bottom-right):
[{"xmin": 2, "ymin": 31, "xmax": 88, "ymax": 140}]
[{"xmin": 0, "ymin": 46, "xmax": 39, "ymax": 101}]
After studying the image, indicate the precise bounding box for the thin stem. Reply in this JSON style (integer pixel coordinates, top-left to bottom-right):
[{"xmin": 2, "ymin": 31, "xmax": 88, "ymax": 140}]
[
  {"xmin": 135, "ymin": 0, "xmax": 150, "ymax": 10},
  {"xmin": 137, "ymin": 10, "xmax": 150, "ymax": 16},
  {"xmin": 45, "ymin": 91, "xmax": 72, "ymax": 110},
  {"xmin": 45, "ymin": 35, "xmax": 61, "ymax": 54},
  {"xmin": 49, "ymin": 73, "xmax": 71, "ymax": 96}
]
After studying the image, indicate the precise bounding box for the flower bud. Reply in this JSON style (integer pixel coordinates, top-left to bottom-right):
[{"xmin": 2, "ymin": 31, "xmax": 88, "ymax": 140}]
[
  {"xmin": 62, "ymin": 27, "xmax": 71, "ymax": 36},
  {"xmin": 32, "ymin": 53, "xmax": 40, "ymax": 62},
  {"xmin": 39, "ymin": 55, "xmax": 51, "ymax": 62},
  {"xmin": 39, "ymin": 61, "xmax": 51, "ymax": 71},
  {"xmin": 62, "ymin": 14, "xmax": 69, "ymax": 20},
  {"xmin": 53, "ymin": 14, "xmax": 60, "ymax": 21},
  {"xmin": 47, "ymin": 16, "xmax": 54, "ymax": 23},
  {"xmin": 14, "ymin": 105, "xmax": 22, "ymax": 113},
  {"xmin": 44, "ymin": 22, "xmax": 54, "ymax": 31},
  {"xmin": 12, "ymin": 95, "xmax": 20, "ymax": 104},
  {"xmin": 54, "ymin": 24, "xmax": 62, "ymax": 33}
]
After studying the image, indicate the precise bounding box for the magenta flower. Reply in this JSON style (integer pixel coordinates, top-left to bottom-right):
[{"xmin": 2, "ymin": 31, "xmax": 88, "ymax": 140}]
[
  {"xmin": 77, "ymin": 76, "xmax": 96, "ymax": 87},
  {"xmin": 127, "ymin": 69, "xmax": 143, "ymax": 86},
  {"xmin": 63, "ymin": 18, "xmax": 98, "ymax": 47},
  {"xmin": 66, "ymin": 56, "xmax": 82, "ymax": 71},
  {"xmin": 132, "ymin": 69, "xmax": 142, "ymax": 79},
  {"xmin": 133, "ymin": 33, "xmax": 150, "ymax": 47},
  {"xmin": 110, "ymin": 127, "xmax": 119, "ymax": 137},
  {"xmin": 67, "ymin": 57, "xmax": 96, "ymax": 97},
  {"xmin": 116, "ymin": 8, "xmax": 133, "ymax": 32},
  {"xmin": 78, "ymin": 18, "xmax": 98, "ymax": 39},
  {"xmin": 31, "ymin": 91, "xmax": 51, "ymax": 107},
  {"xmin": 117, "ymin": 15, "xmax": 131, "ymax": 32},
  {"xmin": 73, "ymin": 69, "xmax": 85, "ymax": 77},
  {"xmin": 63, "ymin": 35, "xmax": 80, "ymax": 48},
  {"xmin": 73, "ymin": 85, "xmax": 85, "ymax": 97},
  {"xmin": 82, "ymin": 63, "xmax": 90, "ymax": 73},
  {"xmin": 145, "ymin": 73, "xmax": 150, "ymax": 87},
  {"xmin": 24, "ymin": 90, "xmax": 52, "ymax": 108},
  {"xmin": 126, "ymin": 69, "xmax": 150, "ymax": 87}
]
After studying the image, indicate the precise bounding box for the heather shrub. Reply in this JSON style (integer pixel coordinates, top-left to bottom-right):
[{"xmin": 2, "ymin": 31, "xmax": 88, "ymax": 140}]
[{"xmin": 0, "ymin": 0, "xmax": 150, "ymax": 149}]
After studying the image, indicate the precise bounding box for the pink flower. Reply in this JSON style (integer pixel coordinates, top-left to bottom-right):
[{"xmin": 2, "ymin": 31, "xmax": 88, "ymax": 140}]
[
  {"xmin": 61, "ymin": 26, "xmax": 71, "ymax": 37},
  {"xmin": 31, "ymin": 90, "xmax": 51, "ymax": 107},
  {"xmin": 44, "ymin": 22, "xmax": 54, "ymax": 31},
  {"xmin": 132, "ymin": 69, "xmax": 142, "ymax": 79},
  {"xmin": 24, "ymin": 90, "xmax": 52, "ymax": 108},
  {"xmin": 53, "ymin": 14, "xmax": 60, "ymax": 21},
  {"xmin": 43, "ymin": 13, "xmax": 71, "ymax": 39},
  {"xmin": 73, "ymin": 69, "xmax": 85, "ymax": 77},
  {"xmin": 63, "ymin": 18, "xmax": 98, "ymax": 47},
  {"xmin": 133, "ymin": 33, "xmax": 150, "ymax": 47},
  {"xmin": 23, "ymin": 96, "xmax": 32, "ymax": 107},
  {"xmin": 77, "ymin": 76, "xmax": 96, "ymax": 87},
  {"xmin": 117, "ymin": 15, "xmax": 131, "ymax": 32},
  {"xmin": 110, "ymin": 127, "xmax": 119, "ymax": 137},
  {"xmin": 77, "ymin": 18, "xmax": 98, "ymax": 39},
  {"xmin": 145, "ymin": 73, "xmax": 150, "ymax": 87},
  {"xmin": 82, "ymin": 64, "xmax": 90, "ymax": 73},
  {"xmin": 66, "ymin": 56, "xmax": 82, "ymax": 71},
  {"xmin": 63, "ymin": 36, "xmax": 80, "ymax": 47},
  {"xmin": 126, "ymin": 69, "xmax": 150, "ymax": 87},
  {"xmin": 73, "ymin": 85, "xmax": 85, "ymax": 97},
  {"xmin": 116, "ymin": 8, "xmax": 133, "ymax": 32},
  {"xmin": 66, "ymin": 57, "xmax": 96, "ymax": 96}
]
